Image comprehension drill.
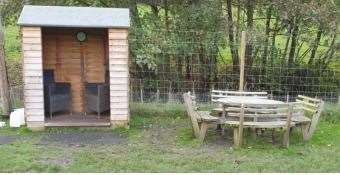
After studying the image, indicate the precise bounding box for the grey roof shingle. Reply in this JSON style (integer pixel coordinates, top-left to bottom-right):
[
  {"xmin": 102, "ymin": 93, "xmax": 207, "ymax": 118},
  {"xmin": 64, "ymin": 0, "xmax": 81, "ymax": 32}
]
[{"xmin": 18, "ymin": 5, "xmax": 130, "ymax": 28}]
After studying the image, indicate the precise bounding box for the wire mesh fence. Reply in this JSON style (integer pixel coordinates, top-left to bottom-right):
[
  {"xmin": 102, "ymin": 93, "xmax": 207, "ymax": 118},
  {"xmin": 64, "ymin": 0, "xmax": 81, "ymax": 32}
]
[
  {"xmin": 130, "ymin": 65, "xmax": 340, "ymax": 103},
  {"xmin": 1, "ymin": 29, "xmax": 339, "ymax": 110},
  {"xmin": 9, "ymin": 85, "xmax": 24, "ymax": 108},
  {"xmin": 0, "ymin": 85, "xmax": 23, "ymax": 109},
  {"xmin": 129, "ymin": 29, "xmax": 340, "ymax": 104}
]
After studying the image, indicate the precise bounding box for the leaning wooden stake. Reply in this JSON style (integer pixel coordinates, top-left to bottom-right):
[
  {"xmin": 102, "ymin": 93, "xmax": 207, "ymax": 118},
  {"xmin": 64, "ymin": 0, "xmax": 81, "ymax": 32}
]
[
  {"xmin": 239, "ymin": 31, "xmax": 246, "ymax": 91},
  {"xmin": 0, "ymin": 16, "xmax": 11, "ymax": 116}
]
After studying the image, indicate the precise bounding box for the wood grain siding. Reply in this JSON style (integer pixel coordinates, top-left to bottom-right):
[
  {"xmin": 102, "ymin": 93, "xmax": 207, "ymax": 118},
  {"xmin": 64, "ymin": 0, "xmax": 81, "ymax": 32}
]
[
  {"xmin": 22, "ymin": 27, "xmax": 45, "ymax": 128},
  {"xmin": 108, "ymin": 28, "xmax": 129, "ymax": 124}
]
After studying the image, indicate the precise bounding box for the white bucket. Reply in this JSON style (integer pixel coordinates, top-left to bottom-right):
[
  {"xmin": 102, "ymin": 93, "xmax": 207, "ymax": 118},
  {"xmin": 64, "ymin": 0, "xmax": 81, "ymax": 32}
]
[
  {"xmin": 9, "ymin": 108, "xmax": 25, "ymax": 128},
  {"xmin": 0, "ymin": 121, "xmax": 5, "ymax": 128}
]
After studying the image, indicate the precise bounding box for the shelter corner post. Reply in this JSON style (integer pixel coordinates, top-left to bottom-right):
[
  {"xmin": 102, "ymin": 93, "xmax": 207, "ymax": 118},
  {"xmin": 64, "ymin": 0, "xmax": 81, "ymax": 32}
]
[
  {"xmin": 21, "ymin": 26, "xmax": 45, "ymax": 130},
  {"xmin": 108, "ymin": 28, "xmax": 130, "ymax": 128}
]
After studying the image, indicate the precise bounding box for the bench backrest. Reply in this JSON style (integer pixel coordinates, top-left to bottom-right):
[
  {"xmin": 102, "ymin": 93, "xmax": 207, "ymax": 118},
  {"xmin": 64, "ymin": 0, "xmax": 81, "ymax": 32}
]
[
  {"xmin": 226, "ymin": 102, "xmax": 303, "ymax": 121},
  {"xmin": 230, "ymin": 102, "xmax": 300, "ymax": 147},
  {"xmin": 183, "ymin": 92, "xmax": 199, "ymax": 119},
  {"xmin": 183, "ymin": 92, "xmax": 202, "ymax": 138},
  {"xmin": 296, "ymin": 95, "xmax": 323, "ymax": 114},
  {"xmin": 296, "ymin": 95, "xmax": 324, "ymax": 140},
  {"xmin": 211, "ymin": 90, "xmax": 268, "ymax": 102}
]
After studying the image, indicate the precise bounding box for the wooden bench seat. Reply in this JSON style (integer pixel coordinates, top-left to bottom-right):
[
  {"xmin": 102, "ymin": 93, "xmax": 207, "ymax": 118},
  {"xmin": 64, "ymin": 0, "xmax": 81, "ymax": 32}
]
[
  {"xmin": 211, "ymin": 90, "xmax": 269, "ymax": 115},
  {"xmin": 291, "ymin": 115, "xmax": 311, "ymax": 124},
  {"xmin": 183, "ymin": 92, "xmax": 220, "ymax": 142},
  {"xmin": 197, "ymin": 111, "xmax": 219, "ymax": 122},
  {"xmin": 211, "ymin": 90, "xmax": 268, "ymax": 103},
  {"xmin": 225, "ymin": 120, "xmax": 296, "ymax": 128},
  {"xmin": 222, "ymin": 103, "xmax": 297, "ymax": 148},
  {"xmin": 293, "ymin": 95, "xmax": 324, "ymax": 141},
  {"xmin": 212, "ymin": 107, "xmax": 243, "ymax": 114}
]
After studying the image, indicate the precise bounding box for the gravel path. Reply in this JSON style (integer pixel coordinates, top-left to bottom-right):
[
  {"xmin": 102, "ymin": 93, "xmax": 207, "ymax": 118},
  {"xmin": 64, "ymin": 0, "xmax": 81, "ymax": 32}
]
[
  {"xmin": 0, "ymin": 135, "xmax": 17, "ymax": 144},
  {"xmin": 41, "ymin": 131, "xmax": 126, "ymax": 145}
]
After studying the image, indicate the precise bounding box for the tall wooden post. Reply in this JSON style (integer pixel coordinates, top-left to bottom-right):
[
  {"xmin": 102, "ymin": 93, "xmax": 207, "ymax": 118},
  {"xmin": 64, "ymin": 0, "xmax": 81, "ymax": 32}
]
[
  {"xmin": 239, "ymin": 31, "xmax": 246, "ymax": 91},
  {"xmin": 0, "ymin": 15, "xmax": 11, "ymax": 116}
]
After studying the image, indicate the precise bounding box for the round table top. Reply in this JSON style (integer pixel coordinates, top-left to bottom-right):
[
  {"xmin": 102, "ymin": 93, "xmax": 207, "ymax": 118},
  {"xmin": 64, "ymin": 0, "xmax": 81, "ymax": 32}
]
[{"xmin": 216, "ymin": 96, "xmax": 284, "ymax": 105}]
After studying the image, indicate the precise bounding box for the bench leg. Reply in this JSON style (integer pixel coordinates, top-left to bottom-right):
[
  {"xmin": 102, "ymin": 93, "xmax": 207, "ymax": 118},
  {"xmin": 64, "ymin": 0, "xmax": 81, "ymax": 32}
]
[
  {"xmin": 221, "ymin": 127, "xmax": 225, "ymax": 136},
  {"xmin": 251, "ymin": 128, "xmax": 257, "ymax": 139},
  {"xmin": 283, "ymin": 128, "xmax": 290, "ymax": 148},
  {"xmin": 271, "ymin": 129, "xmax": 276, "ymax": 144},
  {"xmin": 216, "ymin": 124, "xmax": 226, "ymax": 136},
  {"xmin": 233, "ymin": 128, "xmax": 239, "ymax": 146},
  {"xmin": 216, "ymin": 124, "xmax": 222, "ymax": 133},
  {"xmin": 301, "ymin": 124, "xmax": 310, "ymax": 141},
  {"xmin": 199, "ymin": 122, "xmax": 209, "ymax": 142},
  {"xmin": 234, "ymin": 127, "xmax": 243, "ymax": 147},
  {"xmin": 238, "ymin": 126, "xmax": 244, "ymax": 147}
]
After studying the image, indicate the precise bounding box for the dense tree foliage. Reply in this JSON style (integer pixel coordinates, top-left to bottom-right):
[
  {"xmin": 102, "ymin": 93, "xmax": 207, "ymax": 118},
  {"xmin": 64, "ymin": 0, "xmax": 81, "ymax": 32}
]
[{"xmin": 1, "ymin": 0, "xmax": 339, "ymax": 101}]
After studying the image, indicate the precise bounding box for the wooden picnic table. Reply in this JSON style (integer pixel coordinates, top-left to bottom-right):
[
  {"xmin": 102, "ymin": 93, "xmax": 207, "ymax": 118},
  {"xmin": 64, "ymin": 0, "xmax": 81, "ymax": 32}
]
[
  {"xmin": 213, "ymin": 95, "xmax": 323, "ymax": 147},
  {"xmin": 216, "ymin": 96, "xmax": 285, "ymax": 120}
]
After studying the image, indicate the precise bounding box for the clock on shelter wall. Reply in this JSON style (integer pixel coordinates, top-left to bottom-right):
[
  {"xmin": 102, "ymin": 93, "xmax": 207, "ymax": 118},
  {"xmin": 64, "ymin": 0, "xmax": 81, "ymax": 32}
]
[{"xmin": 76, "ymin": 31, "xmax": 87, "ymax": 42}]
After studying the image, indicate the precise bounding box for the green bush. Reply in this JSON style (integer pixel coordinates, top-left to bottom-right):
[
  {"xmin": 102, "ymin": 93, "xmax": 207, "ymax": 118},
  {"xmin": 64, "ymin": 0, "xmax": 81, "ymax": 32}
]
[
  {"xmin": 4, "ymin": 25, "xmax": 22, "ymax": 86},
  {"xmin": 6, "ymin": 57, "xmax": 22, "ymax": 86},
  {"xmin": 321, "ymin": 104, "xmax": 340, "ymax": 124}
]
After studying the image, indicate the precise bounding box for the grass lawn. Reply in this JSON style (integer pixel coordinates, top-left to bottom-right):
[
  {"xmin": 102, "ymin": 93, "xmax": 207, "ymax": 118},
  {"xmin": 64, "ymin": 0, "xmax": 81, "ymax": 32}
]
[{"xmin": 0, "ymin": 102, "xmax": 339, "ymax": 173}]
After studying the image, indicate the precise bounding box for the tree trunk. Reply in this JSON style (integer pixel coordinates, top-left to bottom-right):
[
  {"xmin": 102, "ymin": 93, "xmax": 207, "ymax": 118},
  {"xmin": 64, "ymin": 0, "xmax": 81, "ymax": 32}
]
[
  {"xmin": 244, "ymin": 0, "xmax": 254, "ymax": 90},
  {"xmin": 322, "ymin": 32, "xmax": 337, "ymax": 68},
  {"xmin": 236, "ymin": 0, "xmax": 241, "ymax": 43},
  {"xmin": 262, "ymin": 5, "xmax": 272, "ymax": 68},
  {"xmin": 130, "ymin": 1, "xmax": 141, "ymax": 28},
  {"xmin": 197, "ymin": 33, "xmax": 207, "ymax": 100},
  {"xmin": 270, "ymin": 16, "xmax": 279, "ymax": 65},
  {"xmin": 164, "ymin": 0, "xmax": 170, "ymax": 30},
  {"xmin": 226, "ymin": 0, "xmax": 239, "ymax": 72},
  {"xmin": 185, "ymin": 56, "xmax": 191, "ymax": 81},
  {"xmin": 176, "ymin": 55, "xmax": 183, "ymax": 94},
  {"xmin": 185, "ymin": 55, "xmax": 193, "ymax": 92},
  {"xmin": 283, "ymin": 24, "xmax": 292, "ymax": 63},
  {"xmin": 308, "ymin": 26, "xmax": 322, "ymax": 65},
  {"xmin": 296, "ymin": 42, "xmax": 303, "ymax": 60},
  {"xmin": 245, "ymin": 0, "xmax": 254, "ymax": 67},
  {"xmin": 0, "ymin": 17, "xmax": 11, "ymax": 116},
  {"xmin": 288, "ymin": 18, "xmax": 299, "ymax": 66}
]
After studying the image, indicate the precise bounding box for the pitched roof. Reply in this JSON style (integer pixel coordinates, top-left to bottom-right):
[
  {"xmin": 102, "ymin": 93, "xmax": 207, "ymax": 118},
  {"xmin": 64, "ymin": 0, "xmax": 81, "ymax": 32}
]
[{"xmin": 18, "ymin": 5, "xmax": 130, "ymax": 28}]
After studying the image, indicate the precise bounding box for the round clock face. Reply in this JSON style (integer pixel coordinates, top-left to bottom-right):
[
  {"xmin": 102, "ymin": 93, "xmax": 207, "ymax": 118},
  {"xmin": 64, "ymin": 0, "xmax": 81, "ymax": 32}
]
[{"xmin": 76, "ymin": 32, "xmax": 87, "ymax": 42}]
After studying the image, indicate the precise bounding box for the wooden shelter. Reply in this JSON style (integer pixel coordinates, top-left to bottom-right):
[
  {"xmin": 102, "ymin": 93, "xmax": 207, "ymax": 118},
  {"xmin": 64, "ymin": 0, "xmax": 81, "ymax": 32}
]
[{"xmin": 18, "ymin": 5, "xmax": 130, "ymax": 130}]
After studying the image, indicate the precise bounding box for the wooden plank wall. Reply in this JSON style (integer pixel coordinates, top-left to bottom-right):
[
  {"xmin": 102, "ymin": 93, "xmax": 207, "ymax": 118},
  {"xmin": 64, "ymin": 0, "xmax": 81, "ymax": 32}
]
[
  {"xmin": 108, "ymin": 29, "xmax": 129, "ymax": 124},
  {"xmin": 42, "ymin": 28, "xmax": 107, "ymax": 113},
  {"xmin": 22, "ymin": 27, "xmax": 45, "ymax": 128}
]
